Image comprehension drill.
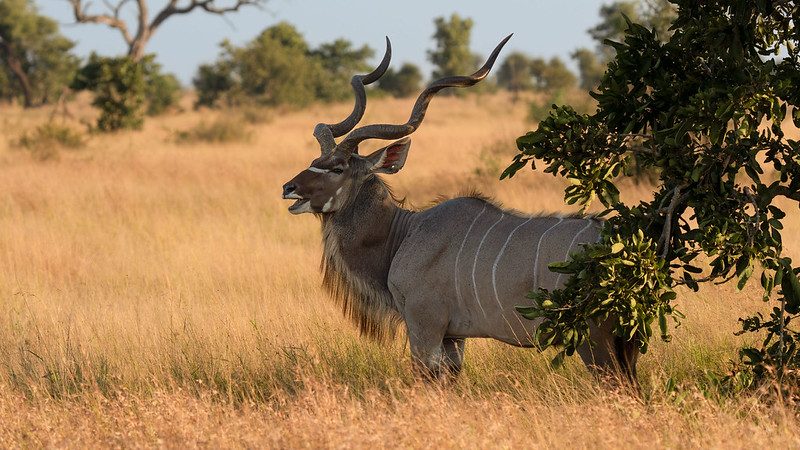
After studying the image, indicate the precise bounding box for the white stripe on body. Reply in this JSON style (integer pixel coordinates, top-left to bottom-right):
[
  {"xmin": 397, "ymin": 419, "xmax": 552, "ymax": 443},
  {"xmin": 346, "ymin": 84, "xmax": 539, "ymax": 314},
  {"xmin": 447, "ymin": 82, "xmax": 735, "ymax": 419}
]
[
  {"xmin": 455, "ymin": 205, "xmax": 487, "ymax": 306},
  {"xmin": 555, "ymin": 219, "xmax": 595, "ymax": 287},
  {"xmin": 471, "ymin": 213, "xmax": 505, "ymax": 317},
  {"xmin": 492, "ymin": 217, "xmax": 533, "ymax": 308},
  {"xmin": 532, "ymin": 217, "xmax": 564, "ymax": 291}
]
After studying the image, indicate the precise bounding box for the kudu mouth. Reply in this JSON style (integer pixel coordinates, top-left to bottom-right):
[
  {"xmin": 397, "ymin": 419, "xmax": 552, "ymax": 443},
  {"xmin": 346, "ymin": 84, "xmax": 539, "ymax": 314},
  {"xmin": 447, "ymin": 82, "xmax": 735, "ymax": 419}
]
[
  {"xmin": 282, "ymin": 182, "xmax": 309, "ymax": 214},
  {"xmin": 286, "ymin": 198, "xmax": 309, "ymax": 214}
]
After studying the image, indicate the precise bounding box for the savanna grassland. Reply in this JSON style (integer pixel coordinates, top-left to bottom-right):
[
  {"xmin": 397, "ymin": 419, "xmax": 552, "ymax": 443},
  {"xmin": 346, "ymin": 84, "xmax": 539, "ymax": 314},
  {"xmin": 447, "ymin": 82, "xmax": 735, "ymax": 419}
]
[{"xmin": 1, "ymin": 92, "xmax": 799, "ymax": 448}]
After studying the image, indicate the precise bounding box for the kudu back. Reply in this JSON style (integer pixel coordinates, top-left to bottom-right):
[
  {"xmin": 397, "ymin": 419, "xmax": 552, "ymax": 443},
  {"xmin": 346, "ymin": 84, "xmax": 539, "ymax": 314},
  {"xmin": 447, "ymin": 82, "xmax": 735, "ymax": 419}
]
[{"xmin": 282, "ymin": 35, "xmax": 638, "ymax": 384}]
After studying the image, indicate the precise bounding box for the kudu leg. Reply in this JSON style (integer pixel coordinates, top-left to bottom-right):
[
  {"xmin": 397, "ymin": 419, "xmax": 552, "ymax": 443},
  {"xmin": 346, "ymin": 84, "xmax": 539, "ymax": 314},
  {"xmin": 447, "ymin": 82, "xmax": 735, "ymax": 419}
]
[
  {"xmin": 442, "ymin": 337, "xmax": 466, "ymax": 380},
  {"xmin": 577, "ymin": 318, "xmax": 641, "ymax": 391},
  {"xmin": 406, "ymin": 321, "xmax": 452, "ymax": 382},
  {"xmin": 408, "ymin": 340, "xmax": 446, "ymax": 381}
]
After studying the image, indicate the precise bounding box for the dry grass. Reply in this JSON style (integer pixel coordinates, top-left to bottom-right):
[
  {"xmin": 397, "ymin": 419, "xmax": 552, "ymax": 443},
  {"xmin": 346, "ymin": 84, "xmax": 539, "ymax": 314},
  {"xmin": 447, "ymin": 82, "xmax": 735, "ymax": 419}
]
[{"xmin": 1, "ymin": 91, "xmax": 799, "ymax": 448}]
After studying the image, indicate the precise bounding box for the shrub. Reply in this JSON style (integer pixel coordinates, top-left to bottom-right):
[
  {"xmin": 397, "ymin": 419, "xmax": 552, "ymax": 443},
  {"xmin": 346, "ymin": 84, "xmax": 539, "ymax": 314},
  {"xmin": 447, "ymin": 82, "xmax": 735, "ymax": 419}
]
[
  {"xmin": 145, "ymin": 71, "xmax": 181, "ymax": 116},
  {"xmin": 15, "ymin": 122, "xmax": 86, "ymax": 161},
  {"xmin": 193, "ymin": 23, "xmax": 374, "ymax": 109},
  {"xmin": 173, "ymin": 117, "xmax": 251, "ymax": 144},
  {"xmin": 72, "ymin": 53, "xmax": 180, "ymax": 131}
]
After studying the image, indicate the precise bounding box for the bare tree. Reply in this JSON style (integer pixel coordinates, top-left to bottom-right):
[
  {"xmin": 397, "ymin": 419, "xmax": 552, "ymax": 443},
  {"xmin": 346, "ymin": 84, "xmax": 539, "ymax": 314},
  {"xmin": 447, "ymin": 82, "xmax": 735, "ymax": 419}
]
[{"xmin": 68, "ymin": 0, "xmax": 264, "ymax": 62}]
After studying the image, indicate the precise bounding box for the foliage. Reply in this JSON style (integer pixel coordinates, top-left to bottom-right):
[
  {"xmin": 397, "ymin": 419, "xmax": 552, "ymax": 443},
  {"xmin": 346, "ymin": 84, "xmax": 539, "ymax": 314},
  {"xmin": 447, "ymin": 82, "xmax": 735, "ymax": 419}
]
[
  {"xmin": 497, "ymin": 53, "xmax": 577, "ymax": 95},
  {"xmin": 72, "ymin": 53, "xmax": 149, "ymax": 131},
  {"xmin": 589, "ymin": 1, "xmax": 643, "ymax": 60},
  {"xmin": 72, "ymin": 53, "xmax": 178, "ymax": 131},
  {"xmin": 145, "ymin": 71, "xmax": 181, "ymax": 116},
  {"xmin": 497, "ymin": 52, "xmax": 538, "ymax": 96},
  {"xmin": 0, "ymin": 0, "xmax": 79, "ymax": 107},
  {"xmin": 428, "ymin": 14, "xmax": 482, "ymax": 96},
  {"xmin": 0, "ymin": 67, "xmax": 10, "ymax": 99},
  {"xmin": 173, "ymin": 117, "xmax": 251, "ymax": 144},
  {"xmin": 15, "ymin": 122, "xmax": 86, "ymax": 161},
  {"xmin": 572, "ymin": 0, "xmax": 676, "ymax": 91},
  {"xmin": 310, "ymin": 38, "xmax": 374, "ymax": 101},
  {"xmin": 528, "ymin": 90, "xmax": 568, "ymax": 123},
  {"xmin": 536, "ymin": 57, "xmax": 577, "ymax": 91},
  {"xmin": 377, "ymin": 63, "xmax": 423, "ymax": 98},
  {"xmin": 193, "ymin": 22, "xmax": 375, "ymax": 108},
  {"xmin": 503, "ymin": 0, "xmax": 800, "ymax": 393},
  {"xmin": 193, "ymin": 60, "xmax": 234, "ymax": 108},
  {"xmin": 571, "ymin": 48, "xmax": 606, "ymax": 92}
]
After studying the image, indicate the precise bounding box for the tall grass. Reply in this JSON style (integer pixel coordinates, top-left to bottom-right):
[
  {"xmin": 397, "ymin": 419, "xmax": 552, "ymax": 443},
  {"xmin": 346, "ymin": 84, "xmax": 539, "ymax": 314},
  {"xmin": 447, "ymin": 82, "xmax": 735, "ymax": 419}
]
[{"xmin": 0, "ymin": 91, "xmax": 799, "ymax": 447}]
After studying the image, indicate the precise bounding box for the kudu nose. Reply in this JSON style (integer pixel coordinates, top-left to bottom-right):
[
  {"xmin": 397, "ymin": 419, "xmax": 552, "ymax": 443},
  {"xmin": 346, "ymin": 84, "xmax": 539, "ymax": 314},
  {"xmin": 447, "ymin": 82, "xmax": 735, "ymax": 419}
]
[{"xmin": 282, "ymin": 182, "xmax": 296, "ymax": 198}]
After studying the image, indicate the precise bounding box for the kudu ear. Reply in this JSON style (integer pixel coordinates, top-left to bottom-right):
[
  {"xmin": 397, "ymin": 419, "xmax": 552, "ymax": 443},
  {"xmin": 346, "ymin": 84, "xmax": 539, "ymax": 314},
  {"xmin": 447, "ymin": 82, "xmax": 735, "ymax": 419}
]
[{"xmin": 365, "ymin": 138, "xmax": 411, "ymax": 175}]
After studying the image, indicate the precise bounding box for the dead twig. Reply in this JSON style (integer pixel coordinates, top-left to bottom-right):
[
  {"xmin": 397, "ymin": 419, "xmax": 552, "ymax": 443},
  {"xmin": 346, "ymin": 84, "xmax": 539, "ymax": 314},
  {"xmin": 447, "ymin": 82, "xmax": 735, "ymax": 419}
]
[{"xmin": 656, "ymin": 185, "xmax": 690, "ymax": 260}]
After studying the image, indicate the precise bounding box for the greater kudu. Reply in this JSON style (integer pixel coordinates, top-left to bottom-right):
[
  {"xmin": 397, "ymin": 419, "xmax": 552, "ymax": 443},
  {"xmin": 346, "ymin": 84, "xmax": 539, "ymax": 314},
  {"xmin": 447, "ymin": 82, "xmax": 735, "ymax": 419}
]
[{"xmin": 282, "ymin": 35, "xmax": 639, "ymax": 383}]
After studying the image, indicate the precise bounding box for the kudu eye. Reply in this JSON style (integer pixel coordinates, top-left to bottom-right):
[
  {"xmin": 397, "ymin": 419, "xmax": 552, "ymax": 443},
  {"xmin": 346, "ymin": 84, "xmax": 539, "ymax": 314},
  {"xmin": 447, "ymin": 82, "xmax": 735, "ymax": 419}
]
[{"xmin": 331, "ymin": 168, "xmax": 344, "ymax": 174}]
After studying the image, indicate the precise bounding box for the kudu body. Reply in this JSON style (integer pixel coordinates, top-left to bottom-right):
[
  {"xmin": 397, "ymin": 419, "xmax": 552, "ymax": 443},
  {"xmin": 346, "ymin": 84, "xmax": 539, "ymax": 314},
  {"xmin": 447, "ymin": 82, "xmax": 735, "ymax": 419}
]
[{"xmin": 282, "ymin": 36, "xmax": 639, "ymax": 383}]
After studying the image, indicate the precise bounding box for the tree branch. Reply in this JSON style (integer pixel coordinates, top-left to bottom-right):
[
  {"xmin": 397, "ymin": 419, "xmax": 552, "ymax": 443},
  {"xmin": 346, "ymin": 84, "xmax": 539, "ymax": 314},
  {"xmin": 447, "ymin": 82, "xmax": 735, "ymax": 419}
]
[
  {"xmin": 70, "ymin": 0, "xmax": 135, "ymax": 45},
  {"xmin": 656, "ymin": 185, "xmax": 690, "ymax": 259},
  {"xmin": 151, "ymin": 0, "xmax": 261, "ymax": 31},
  {"xmin": 70, "ymin": 0, "xmax": 262, "ymax": 61}
]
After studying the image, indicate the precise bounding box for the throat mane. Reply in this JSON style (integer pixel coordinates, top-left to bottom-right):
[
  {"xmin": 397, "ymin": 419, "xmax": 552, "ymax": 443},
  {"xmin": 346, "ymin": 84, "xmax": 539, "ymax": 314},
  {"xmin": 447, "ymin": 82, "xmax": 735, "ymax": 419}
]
[{"xmin": 318, "ymin": 177, "xmax": 404, "ymax": 341}]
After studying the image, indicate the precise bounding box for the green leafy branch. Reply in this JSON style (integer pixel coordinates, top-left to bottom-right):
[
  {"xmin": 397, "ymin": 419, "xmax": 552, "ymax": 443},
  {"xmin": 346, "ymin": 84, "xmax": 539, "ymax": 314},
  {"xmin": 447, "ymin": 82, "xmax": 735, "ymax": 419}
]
[{"xmin": 504, "ymin": 0, "xmax": 800, "ymax": 391}]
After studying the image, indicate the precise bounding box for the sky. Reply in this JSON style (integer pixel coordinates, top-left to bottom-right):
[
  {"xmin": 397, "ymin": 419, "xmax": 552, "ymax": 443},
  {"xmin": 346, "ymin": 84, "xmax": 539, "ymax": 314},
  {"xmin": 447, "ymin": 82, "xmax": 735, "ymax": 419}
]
[{"xmin": 36, "ymin": 0, "xmax": 606, "ymax": 86}]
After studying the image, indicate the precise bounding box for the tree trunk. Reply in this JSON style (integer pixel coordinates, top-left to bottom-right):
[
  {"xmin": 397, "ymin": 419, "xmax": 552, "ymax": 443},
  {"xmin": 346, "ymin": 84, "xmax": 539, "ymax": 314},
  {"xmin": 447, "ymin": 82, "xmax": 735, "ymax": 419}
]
[
  {"xmin": 0, "ymin": 35, "xmax": 34, "ymax": 108},
  {"xmin": 128, "ymin": 29, "xmax": 151, "ymax": 62}
]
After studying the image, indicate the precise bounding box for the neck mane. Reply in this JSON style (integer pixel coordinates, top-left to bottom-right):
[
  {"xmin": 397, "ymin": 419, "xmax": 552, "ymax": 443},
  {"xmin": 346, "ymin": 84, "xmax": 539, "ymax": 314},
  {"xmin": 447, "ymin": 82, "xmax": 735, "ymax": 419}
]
[{"xmin": 319, "ymin": 175, "xmax": 414, "ymax": 341}]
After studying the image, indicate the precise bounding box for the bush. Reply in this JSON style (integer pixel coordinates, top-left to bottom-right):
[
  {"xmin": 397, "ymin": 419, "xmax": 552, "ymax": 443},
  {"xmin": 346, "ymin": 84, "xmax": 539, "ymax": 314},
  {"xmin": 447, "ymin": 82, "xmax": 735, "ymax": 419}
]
[
  {"xmin": 15, "ymin": 122, "xmax": 86, "ymax": 161},
  {"xmin": 473, "ymin": 139, "xmax": 518, "ymax": 178},
  {"xmin": 528, "ymin": 89, "xmax": 596, "ymax": 123},
  {"xmin": 71, "ymin": 53, "xmax": 148, "ymax": 131},
  {"xmin": 173, "ymin": 117, "xmax": 251, "ymax": 144},
  {"xmin": 377, "ymin": 63, "xmax": 422, "ymax": 98},
  {"xmin": 193, "ymin": 23, "xmax": 374, "ymax": 109},
  {"xmin": 145, "ymin": 71, "xmax": 181, "ymax": 116},
  {"xmin": 72, "ymin": 53, "xmax": 180, "ymax": 131}
]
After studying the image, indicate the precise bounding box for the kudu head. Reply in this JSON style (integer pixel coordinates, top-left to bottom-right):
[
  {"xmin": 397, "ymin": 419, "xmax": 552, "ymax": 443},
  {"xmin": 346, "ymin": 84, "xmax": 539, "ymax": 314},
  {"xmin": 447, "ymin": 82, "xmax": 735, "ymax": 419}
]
[{"xmin": 282, "ymin": 35, "xmax": 512, "ymax": 215}]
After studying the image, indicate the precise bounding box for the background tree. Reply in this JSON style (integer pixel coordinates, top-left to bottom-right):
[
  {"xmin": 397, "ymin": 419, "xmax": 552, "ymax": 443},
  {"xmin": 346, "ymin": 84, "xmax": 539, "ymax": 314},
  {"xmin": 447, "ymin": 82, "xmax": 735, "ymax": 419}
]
[
  {"xmin": 537, "ymin": 57, "xmax": 577, "ymax": 92},
  {"xmin": 571, "ymin": 48, "xmax": 605, "ymax": 92},
  {"xmin": 0, "ymin": 0, "xmax": 78, "ymax": 107},
  {"xmin": 377, "ymin": 63, "xmax": 422, "ymax": 98},
  {"xmin": 68, "ymin": 0, "xmax": 264, "ymax": 63},
  {"xmin": 67, "ymin": 0, "xmax": 263, "ymax": 129},
  {"xmin": 497, "ymin": 53, "xmax": 578, "ymax": 95},
  {"xmin": 0, "ymin": 69, "xmax": 10, "ymax": 101},
  {"xmin": 145, "ymin": 71, "xmax": 181, "ymax": 115},
  {"xmin": 192, "ymin": 22, "xmax": 375, "ymax": 108},
  {"xmin": 496, "ymin": 52, "xmax": 537, "ymax": 99},
  {"xmin": 193, "ymin": 59, "xmax": 234, "ymax": 108},
  {"xmin": 428, "ymin": 14, "xmax": 482, "ymax": 95},
  {"xmin": 223, "ymin": 22, "xmax": 317, "ymax": 107},
  {"xmin": 71, "ymin": 53, "xmax": 170, "ymax": 131},
  {"xmin": 573, "ymin": 0, "xmax": 676, "ymax": 91},
  {"xmin": 589, "ymin": 1, "xmax": 641, "ymax": 61},
  {"xmin": 503, "ymin": 0, "xmax": 800, "ymax": 392},
  {"xmin": 309, "ymin": 38, "xmax": 374, "ymax": 102}
]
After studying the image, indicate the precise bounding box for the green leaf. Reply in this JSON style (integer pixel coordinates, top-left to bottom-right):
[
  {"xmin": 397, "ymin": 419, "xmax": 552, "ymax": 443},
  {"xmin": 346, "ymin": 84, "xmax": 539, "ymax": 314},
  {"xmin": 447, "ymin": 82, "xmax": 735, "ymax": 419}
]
[
  {"xmin": 610, "ymin": 242, "xmax": 625, "ymax": 254},
  {"xmin": 516, "ymin": 132, "xmax": 547, "ymax": 148},
  {"xmin": 515, "ymin": 305, "xmax": 541, "ymax": 320},
  {"xmin": 781, "ymin": 265, "xmax": 800, "ymax": 313},
  {"xmin": 548, "ymin": 261, "xmax": 574, "ymax": 274},
  {"xmin": 660, "ymin": 291, "xmax": 677, "ymax": 302}
]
